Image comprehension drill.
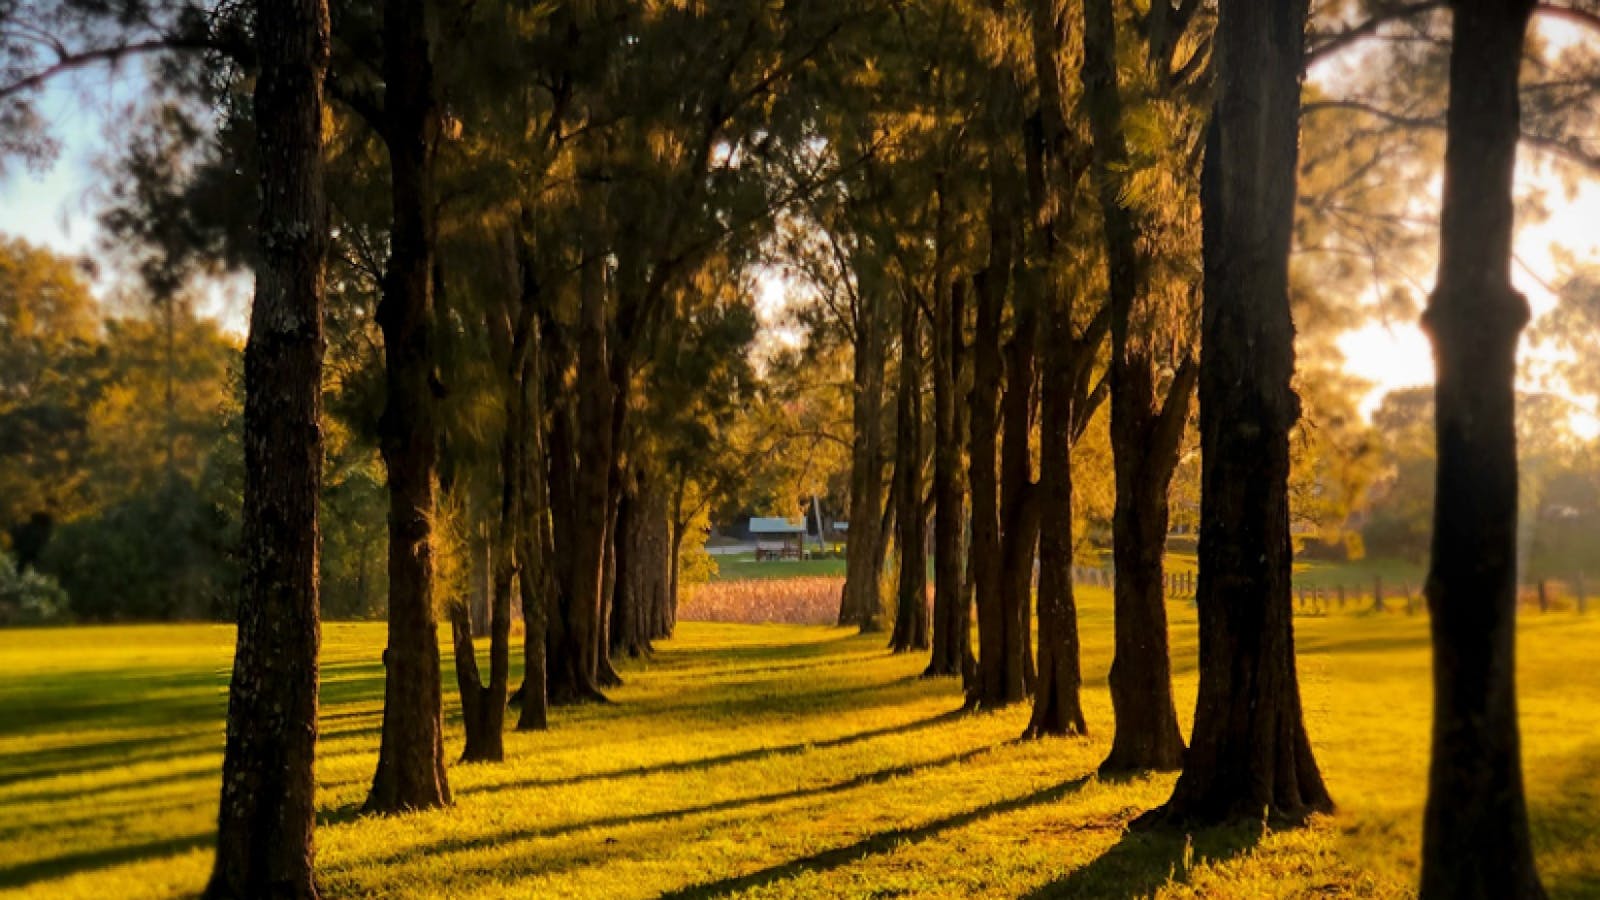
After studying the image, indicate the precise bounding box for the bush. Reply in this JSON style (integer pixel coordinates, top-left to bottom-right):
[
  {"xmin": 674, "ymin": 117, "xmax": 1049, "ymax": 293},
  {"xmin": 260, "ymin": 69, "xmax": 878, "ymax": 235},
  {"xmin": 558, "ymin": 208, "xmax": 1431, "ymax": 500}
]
[
  {"xmin": 41, "ymin": 478, "xmax": 239, "ymax": 620},
  {"xmin": 0, "ymin": 551, "xmax": 69, "ymax": 624}
]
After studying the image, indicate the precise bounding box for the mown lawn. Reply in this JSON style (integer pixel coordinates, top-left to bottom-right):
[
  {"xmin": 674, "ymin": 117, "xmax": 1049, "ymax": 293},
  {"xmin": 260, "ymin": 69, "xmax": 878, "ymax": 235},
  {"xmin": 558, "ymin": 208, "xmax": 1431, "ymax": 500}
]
[
  {"xmin": 2, "ymin": 589, "xmax": 1598, "ymax": 898},
  {"xmin": 711, "ymin": 552, "xmax": 848, "ymax": 581}
]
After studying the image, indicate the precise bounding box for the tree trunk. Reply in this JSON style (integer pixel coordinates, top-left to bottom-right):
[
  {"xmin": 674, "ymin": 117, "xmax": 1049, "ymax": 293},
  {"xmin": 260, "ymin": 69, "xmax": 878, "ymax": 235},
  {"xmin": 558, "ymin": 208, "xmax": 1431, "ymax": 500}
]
[
  {"xmin": 1023, "ymin": 0, "xmax": 1094, "ymax": 739},
  {"xmin": 1149, "ymin": 0, "xmax": 1332, "ymax": 826},
  {"xmin": 542, "ymin": 378, "xmax": 603, "ymax": 706},
  {"xmin": 1420, "ymin": 1, "xmax": 1543, "ymax": 896},
  {"xmin": 559, "ymin": 255, "xmax": 614, "ymax": 703},
  {"xmin": 968, "ymin": 151, "xmax": 1025, "ymax": 709},
  {"xmin": 450, "ymin": 258, "xmax": 533, "ymax": 762},
  {"xmin": 926, "ymin": 279, "xmax": 972, "ymax": 678},
  {"xmin": 367, "ymin": 0, "xmax": 450, "ymax": 814},
  {"xmin": 205, "ymin": 0, "xmax": 328, "ymax": 894},
  {"xmin": 1027, "ymin": 316, "xmax": 1086, "ymax": 738},
  {"xmin": 841, "ymin": 288, "xmax": 889, "ymax": 631},
  {"xmin": 999, "ymin": 289, "xmax": 1039, "ymax": 695},
  {"xmin": 1081, "ymin": 0, "xmax": 1188, "ymax": 775},
  {"xmin": 890, "ymin": 292, "xmax": 929, "ymax": 653},
  {"xmin": 516, "ymin": 329, "xmax": 552, "ymax": 731},
  {"xmin": 667, "ymin": 475, "xmax": 688, "ymax": 641},
  {"xmin": 612, "ymin": 475, "xmax": 669, "ymax": 658},
  {"xmin": 596, "ymin": 496, "xmax": 622, "ymax": 687}
]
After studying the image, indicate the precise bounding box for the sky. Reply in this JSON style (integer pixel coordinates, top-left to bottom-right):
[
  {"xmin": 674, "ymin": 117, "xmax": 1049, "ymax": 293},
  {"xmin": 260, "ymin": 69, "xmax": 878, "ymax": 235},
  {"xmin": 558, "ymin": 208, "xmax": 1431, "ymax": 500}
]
[{"xmin": 2, "ymin": 17, "xmax": 1597, "ymax": 427}]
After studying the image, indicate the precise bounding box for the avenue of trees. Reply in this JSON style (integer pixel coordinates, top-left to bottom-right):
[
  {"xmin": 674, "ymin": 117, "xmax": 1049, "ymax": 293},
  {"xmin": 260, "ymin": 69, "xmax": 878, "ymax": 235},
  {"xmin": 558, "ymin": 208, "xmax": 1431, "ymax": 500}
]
[{"xmin": 2, "ymin": 0, "xmax": 1598, "ymax": 897}]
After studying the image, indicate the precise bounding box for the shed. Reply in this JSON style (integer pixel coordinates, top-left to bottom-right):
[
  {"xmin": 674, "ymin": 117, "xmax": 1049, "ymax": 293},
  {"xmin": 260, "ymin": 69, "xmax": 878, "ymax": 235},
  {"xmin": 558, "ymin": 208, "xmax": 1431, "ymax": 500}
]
[{"xmin": 749, "ymin": 517, "xmax": 807, "ymax": 560}]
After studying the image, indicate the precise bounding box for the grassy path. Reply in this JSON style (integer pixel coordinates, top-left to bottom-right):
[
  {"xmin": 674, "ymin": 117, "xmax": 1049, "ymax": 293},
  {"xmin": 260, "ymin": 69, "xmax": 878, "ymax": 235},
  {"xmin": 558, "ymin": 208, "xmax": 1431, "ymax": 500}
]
[{"xmin": 2, "ymin": 589, "xmax": 1598, "ymax": 898}]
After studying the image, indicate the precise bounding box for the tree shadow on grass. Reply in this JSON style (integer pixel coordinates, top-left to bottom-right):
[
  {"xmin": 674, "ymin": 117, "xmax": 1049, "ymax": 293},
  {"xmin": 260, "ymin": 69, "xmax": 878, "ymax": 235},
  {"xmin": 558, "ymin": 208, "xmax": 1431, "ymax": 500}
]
[
  {"xmin": 2, "ymin": 760, "xmax": 219, "ymax": 808},
  {"xmin": 344, "ymin": 740, "xmax": 1008, "ymax": 870},
  {"xmin": 0, "ymin": 832, "xmax": 211, "ymax": 890},
  {"xmin": 1529, "ymin": 741, "xmax": 1600, "ymax": 898},
  {"xmin": 656, "ymin": 774, "xmax": 1096, "ymax": 899},
  {"xmin": 1020, "ymin": 819, "xmax": 1265, "ymax": 899},
  {"xmin": 0, "ymin": 734, "xmax": 214, "ymax": 789},
  {"xmin": 459, "ymin": 708, "xmax": 967, "ymax": 797}
]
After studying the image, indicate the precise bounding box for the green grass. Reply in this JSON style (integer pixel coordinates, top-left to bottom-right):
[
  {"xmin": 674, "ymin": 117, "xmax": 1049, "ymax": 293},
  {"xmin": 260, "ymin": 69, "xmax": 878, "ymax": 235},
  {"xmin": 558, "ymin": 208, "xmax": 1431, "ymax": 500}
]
[
  {"xmin": 712, "ymin": 552, "xmax": 848, "ymax": 581},
  {"xmin": 3, "ymin": 591, "xmax": 1599, "ymax": 898}
]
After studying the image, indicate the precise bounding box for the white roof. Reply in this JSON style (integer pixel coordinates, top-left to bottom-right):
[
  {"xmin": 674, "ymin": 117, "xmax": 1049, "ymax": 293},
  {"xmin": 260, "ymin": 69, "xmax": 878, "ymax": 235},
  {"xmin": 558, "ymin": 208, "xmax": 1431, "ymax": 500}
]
[{"xmin": 749, "ymin": 517, "xmax": 806, "ymax": 535}]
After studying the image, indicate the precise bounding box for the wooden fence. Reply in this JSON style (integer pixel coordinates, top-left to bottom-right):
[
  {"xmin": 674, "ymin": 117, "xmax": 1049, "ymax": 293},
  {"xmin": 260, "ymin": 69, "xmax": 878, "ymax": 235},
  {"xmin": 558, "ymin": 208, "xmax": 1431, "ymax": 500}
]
[{"xmin": 1069, "ymin": 567, "xmax": 1593, "ymax": 615}]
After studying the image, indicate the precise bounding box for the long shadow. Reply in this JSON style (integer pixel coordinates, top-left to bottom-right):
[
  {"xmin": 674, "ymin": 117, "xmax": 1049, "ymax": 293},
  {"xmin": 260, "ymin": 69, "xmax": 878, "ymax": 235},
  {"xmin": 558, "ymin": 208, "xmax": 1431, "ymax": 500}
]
[
  {"xmin": 1020, "ymin": 821, "xmax": 1264, "ymax": 899},
  {"xmin": 345, "ymin": 741, "xmax": 1005, "ymax": 871},
  {"xmin": 459, "ymin": 708, "xmax": 967, "ymax": 797},
  {"xmin": 1, "ymin": 761, "xmax": 219, "ymax": 808},
  {"xmin": 1296, "ymin": 631, "xmax": 1431, "ymax": 657},
  {"xmin": 649, "ymin": 649, "xmax": 899, "ymax": 683},
  {"xmin": 658, "ymin": 774, "xmax": 1096, "ymax": 899},
  {"xmin": 0, "ymin": 796, "xmax": 208, "ymax": 843},
  {"xmin": 0, "ymin": 735, "xmax": 214, "ymax": 789},
  {"xmin": 624, "ymin": 673, "xmax": 957, "ymax": 730},
  {"xmin": 0, "ymin": 832, "xmax": 212, "ymax": 889},
  {"xmin": 645, "ymin": 632, "xmax": 861, "ymax": 671}
]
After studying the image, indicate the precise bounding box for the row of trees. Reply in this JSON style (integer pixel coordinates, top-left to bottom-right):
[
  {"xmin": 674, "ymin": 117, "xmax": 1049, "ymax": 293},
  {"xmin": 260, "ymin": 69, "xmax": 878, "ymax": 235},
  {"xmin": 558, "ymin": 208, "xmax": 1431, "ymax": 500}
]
[
  {"xmin": 2, "ymin": 0, "xmax": 1595, "ymax": 897},
  {"xmin": 796, "ymin": 0, "xmax": 1585, "ymax": 895}
]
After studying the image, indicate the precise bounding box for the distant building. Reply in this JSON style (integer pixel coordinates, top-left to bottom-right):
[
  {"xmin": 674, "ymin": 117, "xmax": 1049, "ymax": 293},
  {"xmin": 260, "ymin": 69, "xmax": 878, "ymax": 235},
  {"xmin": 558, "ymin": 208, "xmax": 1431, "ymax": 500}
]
[{"xmin": 749, "ymin": 517, "xmax": 807, "ymax": 560}]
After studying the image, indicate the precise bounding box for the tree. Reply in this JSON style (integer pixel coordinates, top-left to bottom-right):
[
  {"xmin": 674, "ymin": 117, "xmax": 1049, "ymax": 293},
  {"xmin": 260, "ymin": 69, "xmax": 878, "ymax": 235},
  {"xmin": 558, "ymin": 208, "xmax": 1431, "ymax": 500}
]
[
  {"xmin": 888, "ymin": 286, "xmax": 928, "ymax": 653},
  {"xmin": 0, "ymin": 237, "xmax": 103, "ymax": 563},
  {"xmin": 1080, "ymin": 0, "xmax": 1199, "ymax": 774},
  {"xmin": 366, "ymin": 0, "xmax": 451, "ymax": 814},
  {"xmin": 837, "ymin": 241, "xmax": 892, "ymax": 633},
  {"xmin": 966, "ymin": 6, "xmax": 1030, "ymax": 709},
  {"xmin": 204, "ymin": 0, "xmax": 329, "ymax": 893},
  {"xmin": 1419, "ymin": 0, "xmax": 1545, "ymax": 895},
  {"xmin": 925, "ymin": 273, "xmax": 973, "ymax": 680},
  {"xmin": 1025, "ymin": 0, "xmax": 1108, "ymax": 738},
  {"xmin": 1147, "ymin": 0, "xmax": 1332, "ymax": 825}
]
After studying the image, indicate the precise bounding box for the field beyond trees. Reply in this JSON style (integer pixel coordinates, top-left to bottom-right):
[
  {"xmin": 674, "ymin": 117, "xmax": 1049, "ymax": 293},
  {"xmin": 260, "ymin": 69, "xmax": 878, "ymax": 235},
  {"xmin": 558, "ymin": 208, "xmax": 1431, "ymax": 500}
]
[{"xmin": 4, "ymin": 587, "xmax": 1597, "ymax": 899}]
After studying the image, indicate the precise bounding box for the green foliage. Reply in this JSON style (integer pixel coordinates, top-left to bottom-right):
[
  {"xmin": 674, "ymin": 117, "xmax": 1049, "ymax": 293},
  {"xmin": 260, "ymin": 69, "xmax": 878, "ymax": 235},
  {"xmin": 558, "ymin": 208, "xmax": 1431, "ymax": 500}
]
[
  {"xmin": 0, "ymin": 549, "xmax": 68, "ymax": 624},
  {"xmin": 677, "ymin": 546, "xmax": 719, "ymax": 586},
  {"xmin": 41, "ymin": 475, "xmax": 239, "ymax": 621},
  {"xmin": 0, "ymin": 236, "xmax": 103, "ymax": 537}
]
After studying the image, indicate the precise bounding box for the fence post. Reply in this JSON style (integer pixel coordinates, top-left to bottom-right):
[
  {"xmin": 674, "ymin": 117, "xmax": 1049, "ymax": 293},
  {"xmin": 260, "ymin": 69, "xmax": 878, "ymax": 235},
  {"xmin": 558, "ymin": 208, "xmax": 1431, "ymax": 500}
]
[
  {"xmin": 1579, "ymin": 572, "xmax": 1588, "ymax": 615},
  {"xmin": 1404, "ymin": 582, "xmax": 1415, "ymax": 615},
  {"xmin": 1539, "ymin": 580, "xmax": 1549, "ymax": 614},
  {"xmin": 1373, "ymin": 576, "xmax": 1384, "ymax": 613},
  {"xmin": 1338, "ymin": 584, "xmax": 1346, "ymax": 610}
]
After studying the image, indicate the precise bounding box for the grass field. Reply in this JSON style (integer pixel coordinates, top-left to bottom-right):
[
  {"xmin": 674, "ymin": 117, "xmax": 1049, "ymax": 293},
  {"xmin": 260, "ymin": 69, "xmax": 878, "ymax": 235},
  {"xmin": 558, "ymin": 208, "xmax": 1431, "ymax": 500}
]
[
  {"xmin": 3, "ymin": 589, "xmax": 1599, "ymax": 898},
  {"xmin": 710, "ymin": 552, "xmax": 847, "ymax": 581}
]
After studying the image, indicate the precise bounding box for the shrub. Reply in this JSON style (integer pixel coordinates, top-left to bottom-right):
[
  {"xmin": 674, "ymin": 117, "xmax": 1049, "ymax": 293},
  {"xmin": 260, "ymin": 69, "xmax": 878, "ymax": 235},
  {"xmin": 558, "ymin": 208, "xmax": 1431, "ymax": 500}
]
[{"xmin": 0, "ymin": 551, "xmax": 69, "ymax": 624}]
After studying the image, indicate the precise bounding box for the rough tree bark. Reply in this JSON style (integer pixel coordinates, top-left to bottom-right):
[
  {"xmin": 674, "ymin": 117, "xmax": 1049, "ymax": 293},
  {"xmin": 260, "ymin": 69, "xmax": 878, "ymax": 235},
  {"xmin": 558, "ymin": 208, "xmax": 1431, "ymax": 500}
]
[
  {"xmin": 1024, "ymin": 0, "xmax": 1103, "ymax": 739},
  {"xmin": 1027, "ymin": 314, "xmax": 1088, "ymax": 738},
  {"xmin": 596, "ymin": 497, "xmax": 622, "ymax": 688},
  {"xmin": 541, "ymin": 360, "xmax": 604, "ymax": 706},
  {"xmin": 890, "ymin": 289, "xmax": 929, "ymax": 653},
  {"xmin": 925, "ymin": 278, "xmax": 973, "ymax": 678},
  {"xmin": 968, "ymin": 140, "xmax": 1026, "ymax": 709},
  {"xmin": 448, "ymin": 244, "xmax": 532, "ymax": 763},
  {"xmin": 1081, "ymin": 0, "xmax": 1191, "ymax": 774},
  {"xmin": 557, "ymin": 253, "xmax": 615, "ymax": 703},
  {"xmin": 612, "ymin": 473, "xmax": 671, "ymax": 659},
  {"xmin": 840, "ymin": 286, "xmax": 889, "ymax": 631},
  {"xmin": 999, "ymin": 275, "xmax": 1040, "ymax": 695},
  {"xmin": 510, "ymin": 228, "xmax": 551, "ymax": 732},
  {"xmin": 204, "ymin": 0, "xmax": 328, "ymax": 893},
  {"xmin": 1148, "ymin": 0, "xmax": 1333, "ymax": 826},
  {"xmin": 1420, "ymin": 1, "xmax": 1544, "ymax": 896},
  {"xmin": 367, "ymin": 0, "xmax": 450, "ymax": 814}
]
